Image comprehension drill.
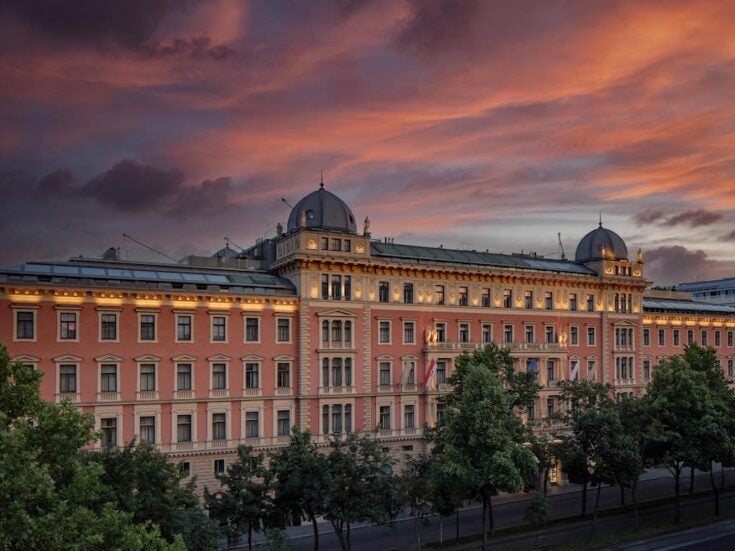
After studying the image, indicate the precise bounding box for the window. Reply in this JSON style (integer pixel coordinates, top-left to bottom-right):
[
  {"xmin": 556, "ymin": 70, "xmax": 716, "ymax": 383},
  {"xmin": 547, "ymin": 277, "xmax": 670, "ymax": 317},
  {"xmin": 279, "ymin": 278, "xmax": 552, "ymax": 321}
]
[
  {"xmin": 729, "ymin": 331, "xmax": 734, "ymax": 347},
  {"xmin": 321, "ymin": 237, "xmax": 329, "ymax": 250},
  {"xmin": 701, "ymin": 330, "xmax": 708, "ymax": 346},
  {"xmin": 277, "ymin": 363, "xmax": 291, "ymax": 388},
  {"xmin": 404, "ymin": 283, "xmax": 414, "ymax": 304},
  {"xmin": 436, "ymin": 403, "xmax": 445, "ymax": 424},
  {"xmin": 503, "ymin": 289, "xmax": 512, "ymax": 308},
  {"xmin": 504, "ymin": 324, "xmax": 513, "ymax": 344},
  {"xmin": 527, "ymin": 403, "xmax": 535, "ymax": 420},
  {"xmin": 379, "ymin": 362, "xmax": 391, "ymax": 386},
  {"xmin": 458, "ymin": 286, "xmax": 468, "ymax": 306},
  {"xmin": 459, "ymin": 323, "xmax": 469, "ymax": 343},
  {"xmin": 345, "ymin": 358, "xmax": 353, "ymax": 387},
  {"xmin": 524, "ymin": 291, "xmax": 533, "ymax": 309},
  {"xmin": 436, "ymin": 361, "xmax": 447, "ymax": 384},
  {"xmin": 100, "ymin": 364, "xmax": 117, "ymax": 392},
  {"xmin": 729, "ymin": 360, "xmax": 734, "ymax": 380},
  {"xmin": 343, "ymin": 239, "xmax": 351, "ymax": 252},
  {"xmin": 587, "ymin": 359, "xmax": 596, "ymax": 380},
  {"xmin": 277, "ymin": 410, "xmax": 291, "ymax": 436},
  {"xmin": 687, "ymin": 329, "xmax": 694, "ymax": 345},
  {"xmin": 547, "ymin": 398, "xmax": 555, "ymax": 418},
  {"xmin": 179, "ymin": 462, "xmax": 191, "ymax": 477},
  {"xmin": 59, "ymin": 312, "xmax": 77, "ymax": 340},
  {"xmin": 344, "ymin": 276, "xmax": 352, "ymax": 300},
  {"xmin": 177, "ymin": 415, "xmax": 192, "ymax": 442},
  {"xmin": 379, "ymin": 281, "xmax": 390, "ymax": 303},
  {"xmin": 177, "ymin": 364, "xmax": 192, "ymax": 391},
  {"xmin": 101, "ymin": 418, "xmax": 117, "ymax": 448},
  {"xmin": 214, "ymin": 459, "xmax": 226, "ymax": 475},
  {"xmin": 212, "ymin": 316, "xmax": 227, "ymax": 342},
  {"xmin": 331, "ymin": 238, "xmax": 340, "ymax": 251},
  {"xmin": 405, "ymin": 361, "xmax": 416, "ymax": 384},
  {"xmin": 481, "ymin": 323, "xmax": 493, "ymax": 343},
  {"xmin": 60, "ymin": 364, "xmax": 77, "ymax": 394},
  {"xmin": 570, "ymin": 359, "xmax": 580, "ymax": 380},
  {"xmin": 379, "ymin": 406, "xmax": 391, "ymax": 430},
  {"xmin": 100, "ymin": 313, "xmax": 118, "ymax": 341},
  {"xmin": 332, "ymin": 358, "xmax": 343, "ymax": 386},
  {"xmin": 586, "ymin": 294, "xmax": 595, "ymax": 312},
  {"xmin": 140, "ymin": 314, "xmax": 156, "ymax": 341},
  {"xmin": 379, "ymin": 321, "xmax": 391, "ymax": 343},
  {"xmin": 15, "ymin": 310, "xmax": 35, "ymax": 340},
  {"xmin": 140, "ymin": 364, "xmax": 156, "ymax": 392},
  {"xmin": 546, "ymin": 360, "xmax": 555, "ymax": 383},
  {"xmin": 544, "ymin": 292, "xmax": 553, "ymax": 310},
  {"xmin": 212, "ymin": 363, "xmax": 227, "ymax": 390},
  {"xmin": 403, "ymin": 321, "xmax": 415, "ymax": 344},
  {"xmin": 570, "ymin": 326, "xmax": 579, "ymax": 346},
  {"xmin": 277, "ymin": 318, "xmax": 291, "ymax": 342},
  {"xmin": 404, "ymin": 405, "xmax": 415, "ymax": 429},
  {"xmin": 715, "ymin": 330, "xmax": 721, "ymax": 347},
  {"xmin": 140, "ymin": 416, "xmax": 155, "ymax": 444},
  {"xmin": 643, "ymin": 329, "xmax": 650, "ymax": 346},
  {"xmin": 482, "ymin": 288, "xmax": 491, "ymax": 307},
  {"xmin": 321, "ymin": 274, "xmax": 329, "ymax": 299},
  {"xmin": 331, "ymin": 275, "xmax": 342, "ymax": 300},
  {"xmin": 212, "ymin": 413, "xmax": 226, "ymax": 440},
  {"xmin": 322, "ymin": 359, "xmax": 330, "ymax": 387},
  {"xmin": 525, "ymin": 325, "xmax": 535, "ymax": 344},
  {"xmin": 545, "ymin": 326, "xmax": 555, "ymax": 344},
  {"xmin": 643, "ymin": 360, "xmax": 651, "ymax": 381},
  {"xmin": 569, "ymin": 293, "xmax": 578, "ymax": 311},
  {"xmin": 673, "ymin": 329, "xmax": 680, "ymax": 347},
  {"xmin": 435, "ymin": 322, "xmax": 446, "ymax": 343},
  {"xmin": 435, "ymin": 285, "xmax": 445, "ymax": 305},
  {"xmin": 587, "ymin": 327, "xmax": 596, "ymax": 346},
  {"xmin": 658, "ymin": 329, "xmax": 665, "ymax": 347},
  {"xmin": 245, "ymin": 363, "xmax": 259, "ymax": 389},
  {"xmin": 176, "ymin": 315, "xmax": 192, "ymax": 341},
  {"xmin": 245, "ymin": 411, "xmax": 259, "ymax": 438},
  {"xmin": 344, "ymin": 321, "xmax": 352, "ymax": 346},
  {"xmin": 245, "ymin": 317, "xmax": 260, "ymax": 342},
  {"xmin": 331, "ymin": 405, "xmax": 343, "ymax": 433}
]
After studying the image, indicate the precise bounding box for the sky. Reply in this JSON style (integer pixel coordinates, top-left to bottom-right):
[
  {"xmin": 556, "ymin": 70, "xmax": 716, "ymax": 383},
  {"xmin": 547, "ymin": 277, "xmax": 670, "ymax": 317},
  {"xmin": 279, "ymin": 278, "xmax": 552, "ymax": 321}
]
[{"xmin": 1, "ymin": 0, "xmax": 735, "ymax": 285}]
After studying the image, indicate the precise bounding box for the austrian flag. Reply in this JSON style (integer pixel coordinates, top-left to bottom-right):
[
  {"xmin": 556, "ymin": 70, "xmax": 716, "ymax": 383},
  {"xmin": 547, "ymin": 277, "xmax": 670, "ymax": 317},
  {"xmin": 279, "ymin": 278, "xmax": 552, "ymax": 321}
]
[{"xmin": 423, "ymin": 359, "xmax": 437, "ymax": 386}]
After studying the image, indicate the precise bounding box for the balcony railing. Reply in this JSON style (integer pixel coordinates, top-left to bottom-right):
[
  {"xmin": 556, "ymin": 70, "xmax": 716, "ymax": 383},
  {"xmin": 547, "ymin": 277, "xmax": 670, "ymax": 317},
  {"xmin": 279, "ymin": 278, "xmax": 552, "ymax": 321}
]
[
  {"xmin": 275, "ymin": 387, "xmax": 292, "ymax": 396},
  {"xmin": 174, "ymin": 390, "xmax": 194, "ymax": 400},
  {"xmin": 56, "ymin": 392, "xmax": 79, "ymax": 403},
  {"xmin": 319, "ymin": 385, "xmax": 356, "ymax": 395},
  {"xmin": 508, "ymin": 342, "xmax": 568, "ymax": 353},
  {"xmin": 98, "ymin": 391, "xmax": 120, "ymax": 401},
  {"xmin": 210, "ymin": 389, "xmax": 228, "ymax": 399},
  {"xmin": 424, "ymin": 342, "xmax": 484, "ymax": 353},
  {"xmin": 137, "ymin": 391, "xmax": 158, "ymax": 400},
  {"xmin": 244, "ymin": 388, "xmax": 261, "ymax": 397}
]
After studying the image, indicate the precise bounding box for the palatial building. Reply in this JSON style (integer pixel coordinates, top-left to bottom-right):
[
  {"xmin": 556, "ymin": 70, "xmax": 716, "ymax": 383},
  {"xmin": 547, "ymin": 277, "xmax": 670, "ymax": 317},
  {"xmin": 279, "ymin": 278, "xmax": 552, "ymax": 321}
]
[{"xmin": 3, "ymin": 183, "xmax": 735, "ymax": 488}]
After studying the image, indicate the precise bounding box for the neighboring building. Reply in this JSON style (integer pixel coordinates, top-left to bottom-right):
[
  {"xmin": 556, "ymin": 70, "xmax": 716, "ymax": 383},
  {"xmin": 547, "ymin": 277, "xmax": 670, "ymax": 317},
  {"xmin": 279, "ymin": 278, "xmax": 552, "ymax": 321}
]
[
  {"xmin": 677, "ymin": 278, "xmax": 735, "ymax": 307},
  {"xmin": 2, "ymin": 183, "xmax": 734, "ymax": 489}
]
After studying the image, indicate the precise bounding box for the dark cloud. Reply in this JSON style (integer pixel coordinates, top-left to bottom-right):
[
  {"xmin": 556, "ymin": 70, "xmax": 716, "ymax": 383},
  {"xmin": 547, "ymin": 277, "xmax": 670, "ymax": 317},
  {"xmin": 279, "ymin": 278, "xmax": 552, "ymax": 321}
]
[
  {"xmin": 38, "ymin": 169, "xmax": 75, "ymax": 195},
  {"xmin": 4, "ymin": 0, "xmax": 183, "ymax": 50},
  {"xmin": 632, "ymin": 208, "xmax": 666, "ymax": 225},
  {"xmin": 139, "ymin": 36, "xmax": 236, "ymax": 61},
  {"xmin": 397, "ymin": 0, "xmax": 480, "ymax": 53},
  {"xmin": 644, "ymin": 245, "xmax": 714, "ymax": 285},
  {"xmin": 171, "ymin": 176, "xmax": 234, "ymax": 217},
  {"xmin": 662, "ymin": 209, "xmax": 723, "ymax": 228},
  {"xmin": 722, "ymin": 229, "xmax": 735, "ymax": 241}
]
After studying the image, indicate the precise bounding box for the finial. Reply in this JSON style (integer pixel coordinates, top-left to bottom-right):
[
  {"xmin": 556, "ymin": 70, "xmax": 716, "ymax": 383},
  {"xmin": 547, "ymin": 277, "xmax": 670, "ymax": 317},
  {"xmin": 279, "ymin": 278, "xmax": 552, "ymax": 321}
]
[
  {"xmin": 320, "ymin": 170, "xmax": 324, "ymax": 189},
  {"xmin": 598, "ymin": 211, "xmax": 603, "ymax": 228}
]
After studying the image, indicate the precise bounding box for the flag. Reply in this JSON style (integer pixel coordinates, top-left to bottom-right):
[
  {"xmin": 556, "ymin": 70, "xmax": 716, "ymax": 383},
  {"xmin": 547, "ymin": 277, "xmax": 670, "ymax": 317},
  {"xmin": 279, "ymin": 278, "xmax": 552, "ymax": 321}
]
[
  {"xmin": 571, "ymin": 360, "xmax": 579, "ymax": 381},
  {"xmin": 527, "ymin": 358, "xmax": 538, "ymax": 373},
  {"xmin": 423, "ymin": 359, "xmax": 437, "ymax": 386}
]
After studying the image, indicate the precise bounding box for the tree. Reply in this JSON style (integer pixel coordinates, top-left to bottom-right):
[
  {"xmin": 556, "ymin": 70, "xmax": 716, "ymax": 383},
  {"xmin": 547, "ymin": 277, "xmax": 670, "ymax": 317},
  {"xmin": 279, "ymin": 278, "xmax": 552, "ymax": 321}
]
[
  {"xmin": 269, "ymin": 428, "xmax": 327, "ymax": 550},
  {"xmin": 429, "ymin": 351, "xmax": 538, "ymax": 551},
  {"xmin": 399, "ymin": 454, "xmax": 437, "ymax": 551},
  {"xmin": 615, "ymin": 395, "xmax": 651, "ymax": 527},
  {"xmin": 206, "ymin": 445, "xmax": 274, "ymax": 550},
  {"xmin": 0, "ymin": 344, "xmax": 183, "ymax": 550},
  {"xmin": 89, "ymin": 441, "xmax": 220, "ymax": 550},
  {"xmin": 321, "ymin": 433, "xmax": 398, "ymax": 551}
]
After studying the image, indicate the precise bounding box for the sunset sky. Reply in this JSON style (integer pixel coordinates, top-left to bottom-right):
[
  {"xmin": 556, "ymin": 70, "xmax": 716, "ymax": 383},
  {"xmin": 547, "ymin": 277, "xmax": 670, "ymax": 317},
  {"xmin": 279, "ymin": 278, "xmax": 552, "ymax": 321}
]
[{"xmin": 2, "ymin": 0, "xmax": 735, "ymax": 285}]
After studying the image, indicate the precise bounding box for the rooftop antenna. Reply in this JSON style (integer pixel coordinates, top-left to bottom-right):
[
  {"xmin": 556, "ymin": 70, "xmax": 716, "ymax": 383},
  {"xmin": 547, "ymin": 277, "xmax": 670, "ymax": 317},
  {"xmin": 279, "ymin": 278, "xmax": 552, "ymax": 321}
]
[
  {"xmin": 320, "ymin": 170, "xmax": 324, "ymax": 189},
  {"xmin": 599, "ymin": 211, "xmax": 603, "ymax": 228},
  {"xmin": 122, "ymin": 233, "xmax": 177, "ymax": 262},
  {"xmin": 224, "ymin": 237, "xmax": 245, "ymax": 252},
  {"xmin": 280, "ymin": 197, "xmax": 294, "ymax": 209},
  {"xmin": 558, "ymin": 232, "xmax": 566, "ymax": 260}
]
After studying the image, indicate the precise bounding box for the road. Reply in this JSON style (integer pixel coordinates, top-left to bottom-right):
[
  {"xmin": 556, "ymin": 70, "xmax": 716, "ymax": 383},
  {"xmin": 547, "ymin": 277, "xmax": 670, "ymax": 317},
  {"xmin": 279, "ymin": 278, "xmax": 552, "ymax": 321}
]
[{"xmin": 230, "ymin": 466, "xmax": 733, "ymax": 550}]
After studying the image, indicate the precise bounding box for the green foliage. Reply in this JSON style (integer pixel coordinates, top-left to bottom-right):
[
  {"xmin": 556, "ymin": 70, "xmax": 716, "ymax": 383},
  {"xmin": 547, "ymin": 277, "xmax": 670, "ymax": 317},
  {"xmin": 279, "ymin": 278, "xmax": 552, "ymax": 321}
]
[{"xmin": 524, "ymin": 492, "xmax": 548, "ymax": 526}]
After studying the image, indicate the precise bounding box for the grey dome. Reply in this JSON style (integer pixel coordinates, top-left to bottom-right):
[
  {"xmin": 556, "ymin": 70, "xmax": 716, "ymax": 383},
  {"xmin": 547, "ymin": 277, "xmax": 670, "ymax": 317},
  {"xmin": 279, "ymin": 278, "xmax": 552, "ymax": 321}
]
[
  {"xmin": 287, "ymin": 184, "xmax": 357, "ymax": 234},
  {"xmin": 575, "ymin": 224, "xmax": 628, "ymax": 262}
]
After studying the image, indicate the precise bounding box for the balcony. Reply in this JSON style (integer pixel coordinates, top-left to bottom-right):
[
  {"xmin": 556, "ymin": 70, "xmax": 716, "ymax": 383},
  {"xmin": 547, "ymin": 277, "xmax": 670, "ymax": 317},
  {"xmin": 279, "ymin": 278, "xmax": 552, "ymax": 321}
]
[
  {"xmin": 507, "ymin": 342, "xmax": 568, "ymax": 354},
  {"xmin": 275, "ymin": 387, "xmax": 292, "ymax": 396},
  {"xmin": 97, "ymin": 391, "xmax": 120, "ymax": 402},
  {"xmin": 319, "ymin": 385, "xmax": 356, "ymax": 395},
  {"xmin": 137, "ymin": 391, "xmax": 158, "ymax": 400},
  {"xmin": 208, "ymin": 439, "xmax": 230, "ymax": 449},
  {"xmin": 210, "ymin": 389, "xmax": 228, "ymax": 399},
  {"xmin": 175, "ymin": 441, "xmax": 194, "ymax": 451},
  {"xmin": 244, "ymin": 388, "xmax": 262, "ymax": 397},
  {"xmin": 174, "ymin": 390, "xmax": 194, "ymax": 400},
  {"xmin": 56, "ymin": 392, "xmax": 79, "ymax": 403},
  {"xmin": 424, "ymin": 342, "xmax": 484, "ymax": 353}
]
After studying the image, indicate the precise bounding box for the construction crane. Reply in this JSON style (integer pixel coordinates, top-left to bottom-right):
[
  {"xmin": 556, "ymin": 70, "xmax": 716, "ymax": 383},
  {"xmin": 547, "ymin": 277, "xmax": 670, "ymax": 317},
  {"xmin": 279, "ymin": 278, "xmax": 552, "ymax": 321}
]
[{"xmin": 558, "ymin": 232, "xmax": 566, "ymax": 260}]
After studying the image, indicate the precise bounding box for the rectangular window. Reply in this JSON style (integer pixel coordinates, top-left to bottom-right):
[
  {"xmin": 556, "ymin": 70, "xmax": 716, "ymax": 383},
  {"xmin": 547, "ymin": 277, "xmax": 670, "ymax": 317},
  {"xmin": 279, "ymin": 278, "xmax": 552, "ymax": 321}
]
[
  {"xmin": 212, "ymin": 316, "xmax": 227, "ymax": 342},
  {"xmin": 545, "ymin": 326, "xmax": 555, "ymax": 344},
  {"xmin": 587, "ymin": 327, "xmax": 596, "ymax": 346},
  {"xmin": 140, "ymin": 364, "xmax": 156, "ymax": 392},
  {"xmin": 546, "ymin": 360, "xmax": 555, "ymax": 382},
  {"xmin": 177, "ymin": 364, "xmax": 192, "ymax": 391},
  {"xmin": 379, "ymin": 281, "xmax": 390, "ymax": 303},
  {"xmin": 60, "ymin": 364, "xmax": 77, "ymax": 393},
  {"xmin": 379, "ymin": 406, "xmax": 391, "ymax": 430},
  {"xmin": 403, "ymin": 321, "xmax": 415, "ymax": 344},
  {"xmin": 503, "ymin": 289, "xmax": 512, "ymax": 308},
  {"xmin": 570, "ymin": 326, "xmax": 579, "ymax": 345},
  {"xmin": 179, "ymin": 462, "xmax": 191, "ymax": 477},
  {"xmin": 459, "ymin": 323, "xmax": 469, "ymax": 343},
  {"xmin": 643, "ymin": 329, "xmax": 650, "ymax": 346},
  {"xmin": 345, "ymin": 358, "xmax": 352, "ymax": 387},
  {"xmin": 404, "ymin": 404, "xmax": 415, "ymax": 429},
  {"xmin": 177, "ymin": 315, "xmax": 192, "ymax": 341},
  {"xmin": 673, "ymin": 329, "xmax": 680, "ymax": 346},
  {"xmin": 569, "ymin": 293, "xmax": 578, "ymax": 311},
  {"xmin": 100, "ymin": 364, "xmax": 117, "ymax": 392},
  {"xmin": 343, "ymin": 239, "xmax": 351, "ymax": 252},
  {"xmin": 331, "ymin": 275, "xmax": 342, "ymax": 300},
  {"xmin": 482, "ymin": 288, "xmax": 491, "ymax": 307},
  {"xmin": 643, "ymin": 360, "xmax": 651, "ymax": 381},
  {"xmin": 245, "ymin": 363, "xmax": 259, "ymax": 389},
  {"xmin": 688, "ymin": 329, "xmax": 694, "ymax": 344},
  {"xmin": 504, "ymin": 324, "xmax": 513, "ymax": 344},
  {"xmin": 586, "ymin": 294, "xmax": 595, "ymax": 312},
  {"xmin": 587, "ymin": 359, "xmax": 596, "ymax": 379},
  {"xmin": 331, "ymin": 405, "xmax": 343, "ymax": 434},
  {"xmin": 59, "ymin": 312, "xmax": 77, "ymax": 340},
  {"xmin": 277, "ymin": 410, "xmax": 291, "ymax": 436},
  {"xmin": 245, "ymin": 317, "xmax": 259, "ymax": 342},
  {"xmin": 715, "ymin": 330, "xmax": 721, "ymax": 347},
  {"xmin": 729, "ymin": 360, "xmax": 734, "ymax": 380},
  {"xmin": 245, "ymin": 411, "xmax": 259, "ymax": 438},
  {"xmin": 379, "ymin": 321, "xmax": 391, "ymax": 343},
  {"xmin": 728, "ymin": 331, "xmax": 734, "ymax": 347},
  {"xmin": 544, "ymin": 292, "xmax": 553, "ymax": 310},
  {"xmin": 101, "ymin": 418, "xmax": 117, "ymax": 448},
  {"xmin": 140, "ymin": 416, "xmax": 155, "ymax": 444},
  {"xmin": 321, "ymin": 274, "xmax": 329, "ymax": 299},
  {"xmin": 658, "ymin": 329, "xmax": 665, "ymax": 346},
  {"xmin": 344, "ymin": 275, "xmax": 351, "ymax": 301},
  {"xmin": 16, "ymin": 311, "xmax": 35, "ymax": 340},
  {"xmin": 435, "ymin": 285, "xmax": 445, "ymax": 305},
  {"xmin": 212, "ymin": 413, "xmax": 226, "ymax": 440},
  {"xmin": 525, "ymin": 325, "xmax": 535, "ymax": 344},
  {"xmin": 321, "ymin": 237, "xmax": 329, "ymax": 250},
  {"xmin": 177, "ymin": 415, "xmax": 192, "ymax": 442},
  {"xmin": 140, "ymin": 314, "xmax": 156, "ymax": 341},
  {"xmin": 435, "ymin": 322, "xmax": 446, "ymax": 343},
  {"xmin": 524, "ymin": 291, "xmax": 533, "ymax": 309},
  {"xmin": 214, "ymin": 459, "xmax": 226, "ymax": 475},
  {"xmin": 404, "ymin": 283, "xmax": 414, "ymax": 304},
  {"xmin": 436, "ymin": 361, "xmax": 447, "ymax": 384},
  {"xmin": 482, "ymin": 323, "xmax": 492, "ymax": 343},
  {"xmin": 212, "ymin": 363, "xmax": 227, "ymax": 390},
  {"xmin": 277, "ymin": 363, "xmax": 290, "ymax": 388},
  {"xmin": 702, "ymin": 330, "xmax": 708, "ymax": 346},
  {"xmin": 527, "ymin": 403, "xmax": 535, "ymax": 420},
  {"xmin": 100, "ymin": 313, "xmax": 117, "ymax": 341},
  {"xmin": 458, "ymin": 286, "xmax": 468, "ymax": 306},
  {"xmin": 331, "ymin": 238, "xmax": 340, "ymax": 251},
  {"xmin": 345, "ymin": 404, "xmax": 352, "ymax": 433},
  {"xmin": 277, "ymin": 318, "xmax": 291, "ymax": 342},
  {"xmin": 379, "ymin": 362, "xmax": 391, "ymax": 386},
  {"xmin": 547, "ymin": 398, "xmax": 555, "ymax": 418}
]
